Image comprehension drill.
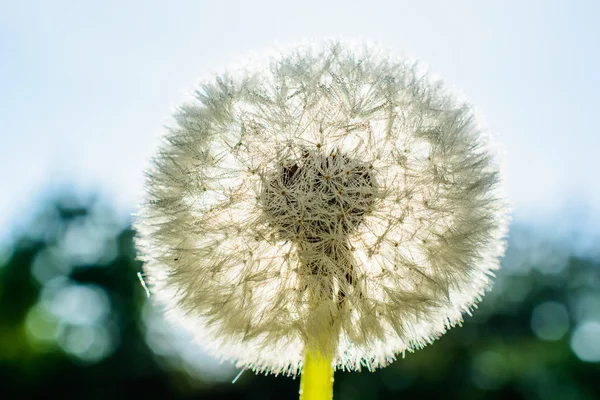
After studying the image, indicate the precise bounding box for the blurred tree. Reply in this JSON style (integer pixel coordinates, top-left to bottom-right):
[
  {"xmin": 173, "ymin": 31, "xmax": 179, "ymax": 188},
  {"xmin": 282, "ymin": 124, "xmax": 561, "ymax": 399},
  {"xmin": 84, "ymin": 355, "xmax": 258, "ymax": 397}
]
[{"xmin": 0, "ymin": 193, "xmax": 599, "ymax": 399}]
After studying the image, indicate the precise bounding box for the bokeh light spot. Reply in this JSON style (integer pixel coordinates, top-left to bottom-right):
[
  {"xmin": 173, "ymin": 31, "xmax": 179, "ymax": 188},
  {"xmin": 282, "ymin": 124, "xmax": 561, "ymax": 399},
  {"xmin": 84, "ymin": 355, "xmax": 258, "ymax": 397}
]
[
  {"xmin": 530, "ymin": 301, "xmax": 570, "ymax": 341},
  {"xmin": 25, "ymin": 305, "xmax": 59, "ymax": 348},
  {"xmin": 57, "ymin": 323, "xmax": 117, "ymax": 363},
  {"xmin": 31, "ymin": 246, "xmax": 72, "ymax": 284},
  {"xmin": 45, "ymin": 281, "xmax": 110, "ymax": 325},
  {"xmin": 570, "ymin": 321, "xmax": 600, "ymax": 362}
]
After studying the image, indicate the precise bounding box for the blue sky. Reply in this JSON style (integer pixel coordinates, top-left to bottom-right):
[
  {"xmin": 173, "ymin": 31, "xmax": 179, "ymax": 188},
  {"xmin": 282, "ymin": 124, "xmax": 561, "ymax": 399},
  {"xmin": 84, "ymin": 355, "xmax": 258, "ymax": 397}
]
[{"xmin": 1, "ymin": 0, "xmax": 600, "ymax": 237}]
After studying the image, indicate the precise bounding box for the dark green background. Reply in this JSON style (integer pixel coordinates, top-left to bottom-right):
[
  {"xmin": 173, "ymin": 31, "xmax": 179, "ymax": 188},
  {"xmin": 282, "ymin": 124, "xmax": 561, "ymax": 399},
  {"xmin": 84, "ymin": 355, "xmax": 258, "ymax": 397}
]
[{"xmin": 1, "ymin": 192, "xmax": 599, "ymax": 399}]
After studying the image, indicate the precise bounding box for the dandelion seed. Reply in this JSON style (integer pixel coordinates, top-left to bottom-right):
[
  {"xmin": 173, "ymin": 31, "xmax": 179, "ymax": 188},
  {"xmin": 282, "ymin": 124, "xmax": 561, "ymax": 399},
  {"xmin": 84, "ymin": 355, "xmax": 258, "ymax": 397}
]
[
  {"xmin": 137, "ymin": 272, "xmax": 150, "ymax": 298},
  {"xmin": 232, "ymin": 367, "xmax": 246, "ymax": 384},
  {"xmin": 134, "ymin": 39, "xmax": 509, "ymax": 388}
]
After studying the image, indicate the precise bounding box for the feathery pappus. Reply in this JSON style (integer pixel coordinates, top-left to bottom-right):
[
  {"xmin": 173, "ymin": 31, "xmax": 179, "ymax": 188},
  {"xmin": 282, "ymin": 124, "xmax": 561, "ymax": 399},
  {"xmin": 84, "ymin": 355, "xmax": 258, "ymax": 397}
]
[{"xmin": 134, "ymin": 39, "xmax": 509, "ymax": 376}]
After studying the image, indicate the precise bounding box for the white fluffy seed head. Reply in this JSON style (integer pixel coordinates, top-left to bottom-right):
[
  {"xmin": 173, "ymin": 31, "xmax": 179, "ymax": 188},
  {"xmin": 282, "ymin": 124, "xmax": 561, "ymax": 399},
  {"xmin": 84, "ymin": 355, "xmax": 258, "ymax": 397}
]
[{"xmin": 134, "ymin": 39, "xmax": 509, "ymax": 376}]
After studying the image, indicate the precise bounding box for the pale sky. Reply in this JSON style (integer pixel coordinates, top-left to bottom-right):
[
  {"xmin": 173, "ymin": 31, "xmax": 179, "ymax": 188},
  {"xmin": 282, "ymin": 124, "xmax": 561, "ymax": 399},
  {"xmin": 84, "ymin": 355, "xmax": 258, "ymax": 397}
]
[{"xmin": 2, "ymin": 0, "xmax": 600, "ymax": 238}]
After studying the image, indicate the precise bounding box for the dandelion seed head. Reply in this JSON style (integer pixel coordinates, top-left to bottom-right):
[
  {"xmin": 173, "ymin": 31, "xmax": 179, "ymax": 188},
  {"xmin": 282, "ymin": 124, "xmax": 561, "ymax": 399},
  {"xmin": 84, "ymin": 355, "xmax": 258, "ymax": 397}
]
[{"xmin": 134, "ymin": 39, "xmax": 509, "ymax": 375}]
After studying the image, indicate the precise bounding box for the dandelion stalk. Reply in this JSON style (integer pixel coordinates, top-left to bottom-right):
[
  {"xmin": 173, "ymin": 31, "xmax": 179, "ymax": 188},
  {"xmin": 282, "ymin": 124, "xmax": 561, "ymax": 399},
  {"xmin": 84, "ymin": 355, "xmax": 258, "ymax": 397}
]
[{"xmin": 299, "ymin": 350, "xmax": 334, "ymax": 400}]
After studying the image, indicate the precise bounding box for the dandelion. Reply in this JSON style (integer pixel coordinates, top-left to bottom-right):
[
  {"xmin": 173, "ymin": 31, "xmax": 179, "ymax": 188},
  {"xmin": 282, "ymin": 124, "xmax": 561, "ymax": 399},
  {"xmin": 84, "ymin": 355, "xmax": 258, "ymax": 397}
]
[{"xmin": 134, "ymin": 39, "xmax": 508, "ymax": 399}]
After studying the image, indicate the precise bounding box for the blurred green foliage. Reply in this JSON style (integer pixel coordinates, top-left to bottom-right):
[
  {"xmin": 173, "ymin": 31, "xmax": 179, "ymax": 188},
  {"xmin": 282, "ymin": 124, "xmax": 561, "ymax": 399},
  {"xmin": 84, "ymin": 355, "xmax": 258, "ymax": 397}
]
[{"xmin": 1, "ymin": 193, "xmax": 599, "ymax": 399}]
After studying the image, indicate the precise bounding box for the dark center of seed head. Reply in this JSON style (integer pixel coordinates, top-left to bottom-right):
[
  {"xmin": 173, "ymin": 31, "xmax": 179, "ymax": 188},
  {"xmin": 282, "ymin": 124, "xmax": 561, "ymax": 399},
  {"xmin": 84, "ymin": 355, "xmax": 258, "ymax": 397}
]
[{"xmin": 262, "ymin": 149, "xmax": 376, "ymax": 243}]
